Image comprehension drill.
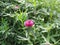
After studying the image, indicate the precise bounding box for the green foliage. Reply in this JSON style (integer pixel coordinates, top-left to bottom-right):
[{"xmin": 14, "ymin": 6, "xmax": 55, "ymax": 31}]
[{"xmin": 0, "ymin": 0, "xmax": 60, "ymax": 45}]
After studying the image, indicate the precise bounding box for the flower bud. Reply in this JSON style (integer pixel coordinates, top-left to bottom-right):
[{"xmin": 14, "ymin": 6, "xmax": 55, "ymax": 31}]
[{"xmin": 24, "ymin": 20, "xmax": 34, "ymax": 27}]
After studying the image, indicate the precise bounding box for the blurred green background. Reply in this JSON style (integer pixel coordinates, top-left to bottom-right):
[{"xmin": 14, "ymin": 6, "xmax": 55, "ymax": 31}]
[{"xmin": 0, "ymin": 0, "xmax": 60, "ymax": 45}]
